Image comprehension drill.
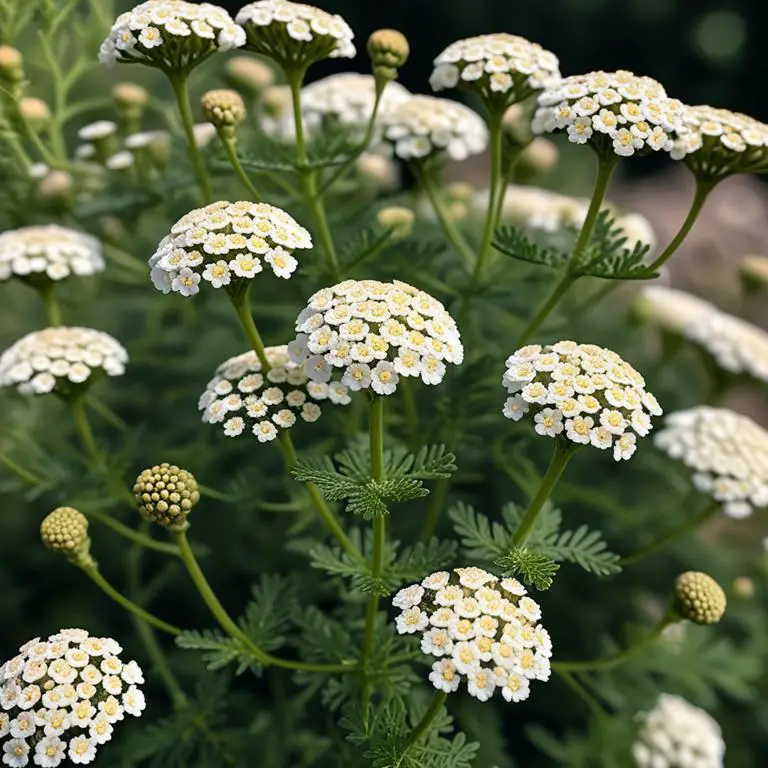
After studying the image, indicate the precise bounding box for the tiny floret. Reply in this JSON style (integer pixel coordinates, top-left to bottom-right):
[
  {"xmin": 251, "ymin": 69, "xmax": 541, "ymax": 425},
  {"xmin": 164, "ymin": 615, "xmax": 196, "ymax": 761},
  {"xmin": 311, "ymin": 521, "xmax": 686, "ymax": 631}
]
[
  {"xmin": 200, "ymin": 89, "xmax": 247, "ymax": 135},
  {"xmin": 673, "ymin": 571, "xmax": 727, "ymax": 625},
  {"xmin": 40, "ymin": 507, "xmax": 93, "ymax": 568},
  {"xmin": 133, "ymin": 463, "xmax": 200, "ymax": 531}
]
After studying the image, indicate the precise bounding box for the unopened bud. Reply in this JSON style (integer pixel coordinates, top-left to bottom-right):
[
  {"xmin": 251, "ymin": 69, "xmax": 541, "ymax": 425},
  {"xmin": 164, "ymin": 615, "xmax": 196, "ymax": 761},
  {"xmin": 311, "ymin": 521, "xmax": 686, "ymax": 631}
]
[
  {"xmin": 367, "ymin": 29, "xmax": 409, "ymax": 81},
  {"xmin": 446, "ymin": 182, "xmax": 474, "ymax": 202},
  {"xmin": 377, "ymin": 206, "xmax": 415, "ymax": 239},
  {"xmin": 673, "ymin": 571, "xmax": 727, "ymax": 626},
  {"xmin": 0, "ymin": 45, "xmax": 23, "ymax": 83},
  {"xmin": 112, "ymin": 82, "xmax": 149, "ymax": 131},
  {"xmin": 19, "ymin": 97, "xmax": 51, "ymax": 131},
  {"xmin": 224, "ymin": 56, "xmax": 275, "ymax": 99},
  {"xmin": 41, "ymin": 507, "xmax": 93, "ymax": 568},
  {"xmin": 502, "ymin": 102, "xmax": 533, "ymax": 147},
  {"xmin": 740, "ymin": 253, "xmax": 768, "ymax": 293},
  {"xmin": 732, "ymin": 576, "xmax": 755, "ymax": 599},
  {"xmin": 133, "ymin": 463, "xmax": 200, "ymax": 532},
  {"xmin": 356, "ymin": 152, "xmax": 399, "ymax": 192},
  {"xmin": 201, "ymin": 89, "xmax": 246, "ymax": 138},
  {"xmin": 519, "ymin": 137, "xmax": 559, "ymax": 175},
  {"xmin": 38, "ymin": 170, "xmax": 74, "ymax": 202},
  {"xmin": 261, "ymin": 85, "xmax": 291, "ymax": 119}
]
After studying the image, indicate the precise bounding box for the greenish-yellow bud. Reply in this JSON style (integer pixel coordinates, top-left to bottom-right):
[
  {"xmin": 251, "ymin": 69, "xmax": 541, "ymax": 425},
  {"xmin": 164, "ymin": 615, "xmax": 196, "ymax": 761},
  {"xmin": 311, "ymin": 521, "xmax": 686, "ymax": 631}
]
[
  {"xmin": 0, "ymin": 45, "xmax": 23, "ymax": 83},
  {"xmin": 200, "ymin": 89, "xmax": 247, "ymax": 137},
  {"xmin": 261, "ymin": 85, "xmax": 291, "ymax": 119},
  {"xmin": 519, "ymin": 137, "xmax": 559, "ymax": 175},
  {"xmin": 224, "ymin": 56, "xmax": 275, "ymax": 99},
  {"xmin": 377, "ymin": 206, "xmax": 415, "ymax": 239},
  {"xmin": 367, "ymin": 29, "xmax": 410, "ymax": 80},
  {"xmin": 673, "ymin": 571, "xmax": 727, "ymax": 625},
  {"xmin": 19, "ymin": 97, "xmax": 51, "ymax": 131},
  {"xmin": 41, "ymin": 507, "xmax": 93, "ymax": 567},
  {"xmin": 446, "ymin": 182, "xmax": 475, "ymax": 202},
  {"xmin": 740, "ymin": 253, "xmax": 768, "ymax": 293},
  {"xmin": 133, "ymin": 463, "xmax": 200, "ymax": 532},
  {"xmin": 733, "ymin": 576, "xmax": 755, "ymax": 599},
  {"xmin": 502, "ymin": 102, "xmax": 533, "ymax": 147},
  {"xmin": 113, "ymin": 82, "xmax": 149, "ymax": 109}
]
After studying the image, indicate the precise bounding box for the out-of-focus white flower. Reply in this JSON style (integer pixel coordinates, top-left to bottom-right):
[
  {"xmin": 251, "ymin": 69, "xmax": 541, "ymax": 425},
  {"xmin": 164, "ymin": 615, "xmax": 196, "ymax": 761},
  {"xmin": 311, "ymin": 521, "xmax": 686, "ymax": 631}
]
[
  {"xmin": 655, "ymin": 407, "xmax": 768, "ymax": 519},
  {"xmin": 77, "ymin": 121, "xmax": 117, "ymax": 142},
  {"xmin": 632, "ymin": 285, "xmax": 716, "ymax": 335},
  {"xmin": 105, "ymin": 151, "xmax": 135, "ymax": 171},
  {"xmin": 193, "ymin": 122, "xmax": 217, "ymax": 148}
]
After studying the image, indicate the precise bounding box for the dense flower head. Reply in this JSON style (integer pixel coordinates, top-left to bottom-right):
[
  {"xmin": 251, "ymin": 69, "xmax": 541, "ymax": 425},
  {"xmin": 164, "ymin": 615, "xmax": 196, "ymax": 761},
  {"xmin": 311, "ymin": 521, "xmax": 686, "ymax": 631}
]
[
  {"xmin": 148, "ymin": 201, "xmax": 312, "ymax": 297},
  {"xmin": 632, "ymin": 286, "xmax": 716, "ymax": 335},
  {"xmin": 503, "ymin": 341, "xmax": 662, "ymax": 461},
  {"xmin": 40, "ymin": 508, "xmax": 93, "ymax": 568},
  {"xmin": 393, "ymin": 568, "xmax": 551, "ymax": 703},
  {"xmin": 430, "ymin": 34, "xmax": 560, "ymax": 107},
  {"xmin": 367, "ymin": 29, "xmax": 409, "ymax": 74},
  {"xmin": 288, "ymin": 279, "xmax": 464, "ymax": 396},
  {"xmin": 236, "ymin": 1, "xmax": 354, "ymax": 68},
  {"xmin": 0, "ymin": 629, "xmax": 145, "ymax": 767},
  {"xmin": 0, "ymin": 226, "xmax": 104, "ymax": 284},
  {"xmin": 532, "ymin": 70, "xmax": 686, "ymax": 158},
  {"xmin": 200, "ymin": 89, "xmax": 247, "ymax": 134},
  {"xmin": 133, "ymin": 463, "xmax": 200, "ymax": 531},
  {"xmin": 99, "ymin": 1, "xmax": 245, "ymax": 69},
  {"xmin": 633, "ymin": 694, "xmax": 725, "ymax": 768},
  {"xmin": 0, "ymin": 327, "xmax": 128, "ymax": 396},
  {"xmin": 382, "ymin": 95, "xmax": 489, "ymax": 161},
  {"xmin": 673, "ymin": 571, "xmax": 727, "ymax": 625},
  {"xmin": 655, "ymin": 407, "xmax": 768, "ymax": 519},
  {"xmin": 199, "ymin": 345, "xmax": 350, "ymax": 442}
]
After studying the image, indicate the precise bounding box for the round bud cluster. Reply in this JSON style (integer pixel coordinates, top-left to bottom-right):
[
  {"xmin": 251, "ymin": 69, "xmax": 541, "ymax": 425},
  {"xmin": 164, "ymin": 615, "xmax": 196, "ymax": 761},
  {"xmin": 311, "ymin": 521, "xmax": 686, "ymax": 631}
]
[
  {"xmin": 0, "ymin": 327, "xmax": 128, "ymax": 396},
  {"xmin": 376, "ymin": 206, "xmax": 415, "ymax": 239},
  {"xmin": 381, "ymin": 95, "xmax": 489, "ymax": 162},
  {"xmin": 148, "ymin": 201, "xmax": 312, "ymax": 297},
  {"xmin": 503, "ymin": 341, "xmax": 662, "ymax": 461},
  {"xmin": 632, "ymin": 286, "xmax": 716, "ymax": 335},
  {"xmin": 0, "ymin": 225, "xmax": 104, "ymax": 284},
  {"xmin": 133, "ymin": 463, "xmax": 200, "ymax": 531},
  {"xmin": 40, "ymin": 507, "xmax": 92, "ymax": 567},
  {"xmin": 224, "ymin": 55, "xmax": 275, "ymax": 97},
  {"xmin": 393, "ymin": 568, "xmax": 552, "ymax": 704},
  {"xmin": 633, "ymin": 694, "xmax": 725, "ymax": 768},
  {"xmin": 236, "ymin": 1, "xmax": 355, "ymax": 68},
  {"xmin": 367, "ymin": 29, "xmax": 410, "ymax": 75},
  {"xmin": 655, "ymin": 407, "xmax": 768, "ymax": 519},
  {"xmin": 673, "ymin": 571, "xmax": 727, "ymax": 625},
  {"xmin": 430, "ymin": 34, "xmax": 560, "ymax": 107},
  {"xmin": 532, "ymin": 70, "xmax": 686, "ymax": 158},
  {"xmin": 199, "ymin": 345, "xmax": 351, "ymax": 442},
  {"xmin": 99, "ymin": 0, "xmax": 245, "ymax": 70},
  {"xmin": 288, "ymin": 279, "xmax": 464, "ymax": 397},
  {"xmin": 0, "ymin": 629, "xmax": 145, "ymax": 768},
  {"xmin": 200, "ymin": 89, "xmax": 247, "ymax": 135}
]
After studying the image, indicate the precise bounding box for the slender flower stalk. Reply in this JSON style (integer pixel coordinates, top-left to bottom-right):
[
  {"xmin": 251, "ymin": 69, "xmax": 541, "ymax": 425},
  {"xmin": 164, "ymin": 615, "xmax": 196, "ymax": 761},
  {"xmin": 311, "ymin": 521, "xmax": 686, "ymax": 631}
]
[
  {"xmin": 220, "ymin": 134, "xmax": 261, "ymax": 201},
  {"xmin": 0, "ymin": 451, "xmax": 44, "ymax": 485},
  {"xmin": 69, "ymin": 396, "xmax": 100, "ymax": 462},
  {"xmin": 85, "ymin": 506, "xmax": 182, "ymax": 557},
  {"xmin": 397, "ymin": 690, "xmax": 448, "ymax": 764},
  {"xmin": 39, "ymin": 282, "xmax": 62, "ymax": 326},
  {"xmin": 556, "ymin": 670, "xmax": 608, "ymax": 719}
]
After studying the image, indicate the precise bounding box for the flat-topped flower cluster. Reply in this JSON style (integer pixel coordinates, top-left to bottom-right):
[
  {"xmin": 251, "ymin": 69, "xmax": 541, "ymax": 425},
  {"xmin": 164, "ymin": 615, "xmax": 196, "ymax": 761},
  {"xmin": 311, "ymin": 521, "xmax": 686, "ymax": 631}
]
[{"xmin": 393, "ymin": 568, "xmax": 551, "ymax": 703}]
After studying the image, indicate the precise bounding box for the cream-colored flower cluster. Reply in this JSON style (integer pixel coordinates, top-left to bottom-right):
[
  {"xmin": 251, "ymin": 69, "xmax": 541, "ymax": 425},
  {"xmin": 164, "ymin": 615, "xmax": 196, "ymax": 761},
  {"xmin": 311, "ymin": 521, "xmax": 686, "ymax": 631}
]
[
  {"xmin": 148, "ymin": 201, "xmax": 312, "ymax": 297},
  {"xmin": 633, "ymin": 694, "xmax": 725, "ymax": 768},
  {"xmin": 0, "ymin": 629, "xmax": 145, "ymax": 767},
  {"xmin": 99, "ymin": 1, "xmax": 245, "ymax": 69},
  {"xmin": 503, "ymin": 341, "xmax": 662, "ymax": 461},
  {"xmin": 633, "ymin": 286, "xmax": 716, "ymax": 335},
  {"xmin": 655, "ymin": 407, "xmax": 768, "ymax": 519},
  {"xmin": 199, "ymin": 345, "xmax": 350, "ymax": 442},
  {"xmin": 382, "ymin": 95, "xmax": 489, "ymax": 161},
  {"xmin": 0, "ymin": 226, "xmax": 104, "ymax": 284},
  {"xmin": 0, "ymin": 328, "xmax": 128, "ymax": 396},
  {"xmin": 532, "ymin": 70, "xmax": 686, "ymax": 157},
  {"xmin": 430, "ymin": 34, "xmax": 560, "ymax": 105},
  {"xmin": 288, "ymin": 279, "xmax": 464, "ymax": 396},
  {"xmin": 393, "ymin": 568, "xmax": 551, "ymax": 703}
]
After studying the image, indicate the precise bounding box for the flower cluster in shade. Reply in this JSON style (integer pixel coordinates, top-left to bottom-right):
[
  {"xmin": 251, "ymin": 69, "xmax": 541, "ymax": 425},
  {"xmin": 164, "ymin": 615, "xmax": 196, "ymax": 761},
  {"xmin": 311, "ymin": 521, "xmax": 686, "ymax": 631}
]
[
  {"xmin": 430, "ymin": 33, "xmax": 560, "ymax": 106},
  {"xmin": 655, "ymin": 407, "xmax": 768, "ymax": 519},
  {"xmin": 393, "ymin": 568, "xmax": 551, "ymax": 703},
  {"xmin": 633, "ymin": 286, "xmax": 716, "ymax": 335},
  {"xmin": 381, "ymin": 95, "xmax": 489, "ymax": 161},
  {"xmin": 99, "ymin": 1, "xmax": 245, "ymax": 70},
  {"xmin": 503, "ymin": 341, "xmax": 662, "ymax": 461},
  {"xmin": 633, "ymin": 694, "xmax": 725, "ymax": 768},
  {"xmin": 236, "ymin": 1, "xmax": 355, "ymax": 67},
  {"xmin": 0, "ymin": 629, "xmax": 145, "ymax": 767},
  {"xmin": 532, "ymin": 70, "xmax": 686, "ymax": 157},
  {"xmin": 148, "ymin": 201, "xmax": 312, "ymax": 297},
  {"xmin": 0, "ymin": 328, "xmax": 128, "ymax": 396},
  {"xmin": 288, "ymin": 279, "xmax": 464, "ymax": 397},
  {"xmin": 199, "ymin": 345, "xmax": 350, "ymax": 442},
  {"xmin": 0, "ymin": 227, "xmax": 104, "ymax": 284}
]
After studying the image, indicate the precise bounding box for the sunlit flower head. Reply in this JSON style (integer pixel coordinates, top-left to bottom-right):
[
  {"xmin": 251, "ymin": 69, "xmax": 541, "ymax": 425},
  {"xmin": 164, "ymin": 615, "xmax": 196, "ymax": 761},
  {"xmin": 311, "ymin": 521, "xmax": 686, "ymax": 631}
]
[{"xmin": 632, "ymin": 285, "xmax": 716, "ymax": 335}]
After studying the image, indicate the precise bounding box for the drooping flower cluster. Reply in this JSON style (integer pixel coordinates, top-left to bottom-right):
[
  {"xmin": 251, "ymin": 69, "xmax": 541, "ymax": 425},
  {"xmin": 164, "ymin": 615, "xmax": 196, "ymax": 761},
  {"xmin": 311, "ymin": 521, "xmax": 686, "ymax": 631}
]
[
  {"xmin": 632, "ymin": 286, "xmax": 716, "ymax": 335},
  {"xmin": 0, "ymin": 629, "xmax": 145, "ymax": 767},
  {"xmin": 148, "ymin": 201, "xmax": 312, "ymax": 297},
  {"xmin": 503, "ymin": 341, "xmax": 662, "ymax": 461},
  {"xmin": 393, "ymin": 568, "xmax": 551, "ymax": 703},
  {"xmin": 99, "ymin": 1, "xmax": 245, "ymax": 70},
  {"xmin": 199, "ymin": 345, "xmax": 350, "ymax": 442},
  {"xmin": 655, "ymin": 407, "xmax": 768, "ymax": 518},
  {"xmin": 0, "ymin": 328, "xmax": 128, "ymax": 396},
  {"xmin": 532, "ymin": 70, "xmax": 686, "ymax": 157},
  {"xmin": 381, "ymin": 95, "xmax": 489, "ymax": 161},
  {"xmin": 633, "ymin": 694, "xmax": 725, "ymax": 768},
  {"xmin": 0, "ymin": 226, "xmax": 104, "ymax": 284},
  {"xmin": 430, "ymin": 34, "xmax": 560, "ymax": 106},
  {"xmin": 288, "ymin": 279, "xmax": 464, "ymax": 397},
  {"xmin": 236, "ymin": 1, "xmax": 355, "ymax": 68}
]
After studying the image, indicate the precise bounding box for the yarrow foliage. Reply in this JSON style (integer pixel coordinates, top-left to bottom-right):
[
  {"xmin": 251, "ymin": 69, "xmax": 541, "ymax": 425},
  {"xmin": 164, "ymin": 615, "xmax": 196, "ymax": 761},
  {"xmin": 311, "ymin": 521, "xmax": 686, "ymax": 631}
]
[
  {"xmin": 0, "ymin": 629, "xmax": 145, "ymax": 767},
  {"xmin": 393, "ymin": 568, "xmax": 552, "ymax": 703}
]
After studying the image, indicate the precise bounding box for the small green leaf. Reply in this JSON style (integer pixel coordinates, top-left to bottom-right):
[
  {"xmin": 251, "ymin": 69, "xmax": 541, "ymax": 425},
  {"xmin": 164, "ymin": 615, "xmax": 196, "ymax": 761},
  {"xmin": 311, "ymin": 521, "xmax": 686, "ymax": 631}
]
[
  {"xmin": 494, "ymin": 546, "xmax": 560, "ymax": 590},
  {"xmin": 493, "ymin": 226, "xmax": 567, "ymax": 270}
]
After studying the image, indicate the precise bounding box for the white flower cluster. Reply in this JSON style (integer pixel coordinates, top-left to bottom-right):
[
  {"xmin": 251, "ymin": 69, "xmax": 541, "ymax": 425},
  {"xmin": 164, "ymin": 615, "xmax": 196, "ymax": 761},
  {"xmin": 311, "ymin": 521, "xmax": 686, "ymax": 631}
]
[
  {"xmin": 99, "ymin": 1, "xmax": 245, "ymax": 69},
  {"xmin": 148, "ymin": 201, "xmax": 312, "ymax": 297},
  {"xmin": 0, "ymin": 629, "xmax": 145, "ymax": 767},
  {"xmin": 633, "ymin": 286, "xmax": 716, "ymax": 335},
  {"xmin": 503, "ymin": 341, "xmax": 662, "ymax": 461},
  {"xmin": 393, "ymin": 568, "xmax": 551, "ymax": 703},
  {"xmin": 198, "ymin": 345, "xmax": 350, "ymax": 442},
  {"xmin": 236, "ymin": 1, "xmax": 355, "ymax": 64},
  {"xmin": 655, "ymin": 407, "xmax": 768, "ymax": 519},
  {"xmin": 633, "ymin": 694, "xmax": 725, "ymax": 768},
  {"xmin": 0, "ymin": 328, "xmax": 128, "ymax": 396},
  {"xmin": 382, "ymin": 95, "xmax": 489, "ymax": 161},
  {"xmin": 0, "ymin": 226, "xmax": 104, "ymax": 284},
  {"xmin": 430, "ymin": 34, "xmax": 560, "ymax": 104},
  {"xmin": 288, "ymin": 279, "xmax": 464, "ymax": 397},
  {"xmin": 532, "ymin": 70, "xmax": 686, "ymax": 157}
]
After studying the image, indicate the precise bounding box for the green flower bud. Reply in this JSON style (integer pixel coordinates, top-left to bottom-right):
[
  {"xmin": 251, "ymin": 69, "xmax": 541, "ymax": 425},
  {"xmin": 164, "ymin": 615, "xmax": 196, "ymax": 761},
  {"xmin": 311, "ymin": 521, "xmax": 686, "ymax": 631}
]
[
  {"xmin": 200, "ymin": 89, "xmax": 247, "ymax": 138},
  {"xmin": 377, "ymin": 206, "xmax": 415, "ymax": 239},
  {"xmin": 133, "ymin": 463, "xmax": 200, "ymax": 532},
  {"xmin": 673, "ymin": 571, "xmax": 727, "ymax": 625},
  {"xmin": 41, "ymin": 507, "xmax": 94, "ymax": 568},
  {"xmin": 367, "ymin": 29, "xmax": 410, "ymax": 81}
]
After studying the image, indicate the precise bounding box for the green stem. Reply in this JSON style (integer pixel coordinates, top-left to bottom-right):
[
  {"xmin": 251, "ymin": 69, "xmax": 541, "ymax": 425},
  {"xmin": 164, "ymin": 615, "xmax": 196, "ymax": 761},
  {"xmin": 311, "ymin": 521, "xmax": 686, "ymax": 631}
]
[
  {"xmin": 399, "ymin": 378, "xmax": 419, "ymax": 447},
  {"xmin": 229, "ymin": 288, "xmax": 270, "ymax": 369},
  {"xmin": 82, "ymin": 565, "xmax": 181, "ymax": 636},
  {"xmin": 70, "ymin": 397, "xmax": 99, "ymax": 462},
  {"xmin": 512, "ymin": 439, "xmax": 575, "ymax": 546},
  {"xmin": 40, "ymin": 282, "xmax": 62, "ymax": 326},
  {"xmin": 86, "ymin": 395, "xmax": 128, "ymax": 430},
  {"xmin": 175, "ymin": 530, "xmax": 355, "ymax": 673},
  {"xmin": 168, "ymin": 71, "xmax": 213, "ymax": 203},
  {"xmin": 305, "ymin": 182, "xmax": 341, "ymax": 281},
  {"xmin": 398, "ymin": 690, "xmax": 448, "ymax": 763},
  {"xmin": 84, "ymin": 507, "xmax": 182, "ymax": 557},
  {"xmin": 515, "ymin": 274, "xmax": 577, "ymax": 347},
  {"xmin": 556, "ymin": 670, "xmax": 608, "ymax": 720},
  {"xmin": 0, "ymin": 452, "xmax": 44, "ymax": 485},
  {"xmin": 220, "ymin": 133, "xmax": 261, "ymax": 201},
  {"xmin": 287, "ymin": 68, "xmax": 309, "ymax": 166}
]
